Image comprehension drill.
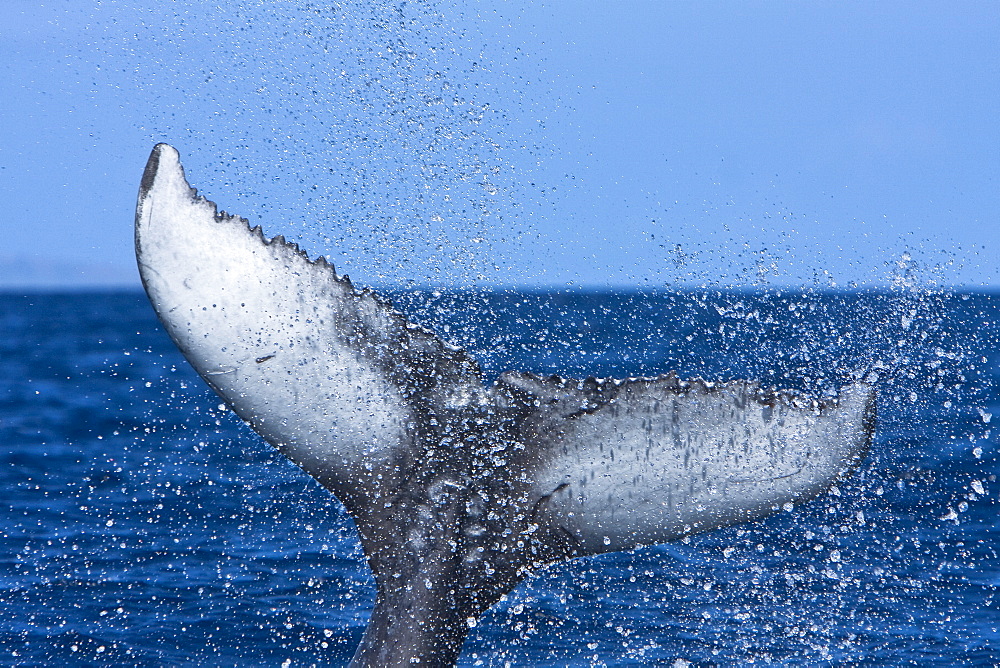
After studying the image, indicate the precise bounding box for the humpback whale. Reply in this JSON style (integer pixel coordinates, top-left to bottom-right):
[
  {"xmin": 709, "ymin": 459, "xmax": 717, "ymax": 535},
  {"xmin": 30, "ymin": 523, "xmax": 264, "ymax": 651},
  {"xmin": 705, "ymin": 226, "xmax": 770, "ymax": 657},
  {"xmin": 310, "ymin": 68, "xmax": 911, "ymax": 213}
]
[{"xmin": 135, "ymin": 143, "xmax": 874, "ymax": 667}]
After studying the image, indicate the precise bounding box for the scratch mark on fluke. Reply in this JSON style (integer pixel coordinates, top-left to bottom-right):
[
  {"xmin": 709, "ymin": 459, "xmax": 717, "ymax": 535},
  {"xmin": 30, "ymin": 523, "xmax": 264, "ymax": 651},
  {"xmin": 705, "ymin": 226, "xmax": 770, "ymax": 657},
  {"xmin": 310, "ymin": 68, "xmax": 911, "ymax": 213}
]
[{"xmin": 134, "ymin": 144, "xmax": 875, "ymax": 668}]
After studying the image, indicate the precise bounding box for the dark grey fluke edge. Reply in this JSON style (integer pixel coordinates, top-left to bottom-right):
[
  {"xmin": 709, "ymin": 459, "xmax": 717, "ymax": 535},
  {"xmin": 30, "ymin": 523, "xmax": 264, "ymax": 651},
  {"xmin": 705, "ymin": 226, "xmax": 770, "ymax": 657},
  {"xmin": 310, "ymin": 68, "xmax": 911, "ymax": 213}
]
[{"xmin": 135, "ymin": 144, "xmax": 875, "ymax": 667}]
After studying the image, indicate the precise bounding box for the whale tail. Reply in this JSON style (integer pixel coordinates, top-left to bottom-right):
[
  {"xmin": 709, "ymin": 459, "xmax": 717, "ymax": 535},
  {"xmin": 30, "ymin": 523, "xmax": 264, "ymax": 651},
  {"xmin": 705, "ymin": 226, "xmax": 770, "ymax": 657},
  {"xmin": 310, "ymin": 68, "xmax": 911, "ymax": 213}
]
[{"xmin": 136, "ymin": 144, "xmax": 875, "ymax": 667}]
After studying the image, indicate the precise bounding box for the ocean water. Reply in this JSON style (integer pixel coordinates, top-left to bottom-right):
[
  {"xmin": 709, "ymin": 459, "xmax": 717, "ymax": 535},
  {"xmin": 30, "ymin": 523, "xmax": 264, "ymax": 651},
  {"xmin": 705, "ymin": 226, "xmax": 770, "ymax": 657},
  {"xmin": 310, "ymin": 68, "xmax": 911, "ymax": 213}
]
[{"xmin": 1, "ymin": 289, "xmax": 997, "ymax": 666}]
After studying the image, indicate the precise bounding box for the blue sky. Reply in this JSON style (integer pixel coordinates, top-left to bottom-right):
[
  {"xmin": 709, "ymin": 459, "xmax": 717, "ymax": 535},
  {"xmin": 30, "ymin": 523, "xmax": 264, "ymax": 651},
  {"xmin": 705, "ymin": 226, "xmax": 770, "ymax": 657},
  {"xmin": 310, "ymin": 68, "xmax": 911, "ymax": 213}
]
[{"xmin": 1, "ymin": 1, "xmax": 998, "ymax": 289}]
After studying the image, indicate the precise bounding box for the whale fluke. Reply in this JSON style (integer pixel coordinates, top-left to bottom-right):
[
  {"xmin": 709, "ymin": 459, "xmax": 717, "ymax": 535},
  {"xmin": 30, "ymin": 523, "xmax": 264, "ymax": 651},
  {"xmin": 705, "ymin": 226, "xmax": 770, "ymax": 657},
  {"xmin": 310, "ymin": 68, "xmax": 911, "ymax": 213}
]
[{"xmin": 135, "ymin": 144, "xmax": 875, "ymax": 667}]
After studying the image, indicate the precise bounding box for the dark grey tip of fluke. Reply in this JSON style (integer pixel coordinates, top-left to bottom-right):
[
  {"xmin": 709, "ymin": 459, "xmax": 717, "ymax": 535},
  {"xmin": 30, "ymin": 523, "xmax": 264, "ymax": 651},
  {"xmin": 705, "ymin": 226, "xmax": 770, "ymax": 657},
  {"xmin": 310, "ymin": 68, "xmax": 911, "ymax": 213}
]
[{"xmin": 139, "ymin": 143, "xmax": 169, "ymax": 200}]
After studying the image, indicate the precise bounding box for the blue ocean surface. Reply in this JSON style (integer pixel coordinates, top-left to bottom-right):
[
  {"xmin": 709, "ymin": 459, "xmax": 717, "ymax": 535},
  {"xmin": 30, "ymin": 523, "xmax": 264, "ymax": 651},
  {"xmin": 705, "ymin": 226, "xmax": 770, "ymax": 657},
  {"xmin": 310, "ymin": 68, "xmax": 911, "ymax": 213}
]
[{"xmin": 1, "ymin": 289, "xmax": 997, "ymax": 666}]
